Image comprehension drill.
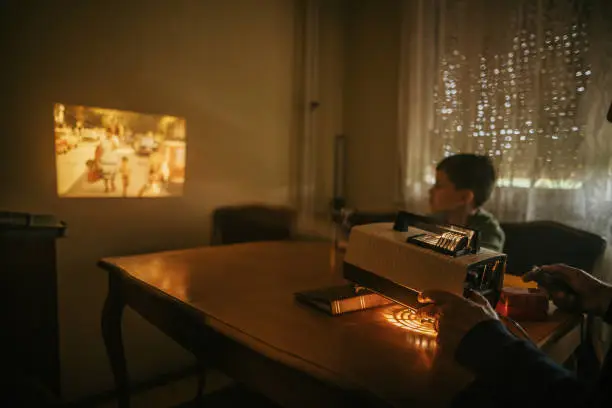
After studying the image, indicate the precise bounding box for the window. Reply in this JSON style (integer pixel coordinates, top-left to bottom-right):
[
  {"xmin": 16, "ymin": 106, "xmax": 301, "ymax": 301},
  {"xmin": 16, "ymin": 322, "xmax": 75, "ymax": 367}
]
[{"xmin": 429, "ymin": 0, "xmax": 593, "ymax": 190}]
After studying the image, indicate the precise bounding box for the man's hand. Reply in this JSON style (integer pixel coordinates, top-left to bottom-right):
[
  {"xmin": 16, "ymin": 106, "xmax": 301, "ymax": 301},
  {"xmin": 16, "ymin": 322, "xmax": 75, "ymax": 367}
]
[
  {"xmin": 418, "ymin": 290, "xmax": 498, "ymax": 354},
  {"xmin": 522, "ymin": 264, "xmax": 612, "ymax": 316}
]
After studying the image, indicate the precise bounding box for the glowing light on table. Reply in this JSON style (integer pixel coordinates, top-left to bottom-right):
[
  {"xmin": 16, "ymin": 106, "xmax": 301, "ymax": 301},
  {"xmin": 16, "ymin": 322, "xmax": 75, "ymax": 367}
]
[{"xmin": 384, "ymin": 308, "xmax": 438, "ymax": 351}]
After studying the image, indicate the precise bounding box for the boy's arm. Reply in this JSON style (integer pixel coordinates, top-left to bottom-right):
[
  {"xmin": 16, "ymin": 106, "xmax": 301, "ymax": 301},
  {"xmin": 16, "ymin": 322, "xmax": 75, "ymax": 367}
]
[
  {"xmin": 480, "ymin": 229, "xmax": 504, "ymax": 252},
  {"xmin": 467, "ymin": 211, "xmax": 505, "ymax": 252},
  {"xmin": 476, "ymin": 222, "xmax": 505, "ymax": 252}
]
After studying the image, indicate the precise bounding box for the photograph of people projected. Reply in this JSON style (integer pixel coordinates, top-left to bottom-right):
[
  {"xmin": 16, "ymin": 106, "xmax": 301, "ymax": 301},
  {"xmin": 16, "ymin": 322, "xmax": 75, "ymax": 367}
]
[{"xmin": 55, "ymin": 103, "xmax": 186, "ymax": 198}]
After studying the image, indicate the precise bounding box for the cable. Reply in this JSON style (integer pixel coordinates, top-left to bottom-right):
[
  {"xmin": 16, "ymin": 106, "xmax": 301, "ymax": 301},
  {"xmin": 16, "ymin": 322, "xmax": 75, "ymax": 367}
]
[{"xmin": 498, "ymin": 313, "xmax": 538, "ymax": 347}]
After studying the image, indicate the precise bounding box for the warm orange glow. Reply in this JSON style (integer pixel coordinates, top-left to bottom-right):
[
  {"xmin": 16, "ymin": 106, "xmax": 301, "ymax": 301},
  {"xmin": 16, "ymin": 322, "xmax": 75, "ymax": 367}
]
[
  {"xmin": 404, "ymin": 331, "xmax": 438, "ymax": 351},
  {"xmin": 384, "ymin": 307, "xmax": 438, "ymax": 350}
]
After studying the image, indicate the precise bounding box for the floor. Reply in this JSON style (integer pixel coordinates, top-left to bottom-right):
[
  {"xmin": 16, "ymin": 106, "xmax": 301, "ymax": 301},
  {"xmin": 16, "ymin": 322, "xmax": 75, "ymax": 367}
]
[
  {"xmin": 93, "ymin": 375, "xmax": 192, "ymax": 408},
  {"xmin": 92, "ymin": 371, "xmax": 278, "ymax": 408},
  {"xmin": 91, "ymin": 371, "xmax": 222, "ymax": 408}
]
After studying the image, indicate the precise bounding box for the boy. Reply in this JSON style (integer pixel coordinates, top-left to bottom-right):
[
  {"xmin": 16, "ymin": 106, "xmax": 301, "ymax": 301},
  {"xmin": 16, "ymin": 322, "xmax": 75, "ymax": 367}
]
[
  {"xmin": 137, "ymin": 152, "xmax": 166, "ymax": 197},
  {"xmin": 429, "ymin": 153, "xmax": 505, "ymax": 251},
  {"xmin": 119, "ymin": 156, "xmax": 131, "ymax": 197}
]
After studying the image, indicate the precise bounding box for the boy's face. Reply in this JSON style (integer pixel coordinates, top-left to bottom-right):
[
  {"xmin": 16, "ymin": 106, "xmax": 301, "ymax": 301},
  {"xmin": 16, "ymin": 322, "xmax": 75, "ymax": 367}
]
[{"xmin": 429, "ymin": 170, "xmax": 474, "ymax": 214}]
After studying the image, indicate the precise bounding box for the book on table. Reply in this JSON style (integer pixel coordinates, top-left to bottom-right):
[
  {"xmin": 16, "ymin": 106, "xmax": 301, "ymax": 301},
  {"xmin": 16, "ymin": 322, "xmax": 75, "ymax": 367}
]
[{"xmin": 295, "ymin": 284, "xmax": 394, "ymax": 316}]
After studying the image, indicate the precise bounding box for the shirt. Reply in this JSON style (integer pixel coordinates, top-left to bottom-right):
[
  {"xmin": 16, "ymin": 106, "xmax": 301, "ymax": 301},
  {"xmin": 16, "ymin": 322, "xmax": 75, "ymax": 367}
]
[
  {"xmin": 431, "ymin": 209, "xmax": 506, "ymax": 252},
  {"xmin": 467, "ymin": 208, "xmax": 505, "ymax": 252}
]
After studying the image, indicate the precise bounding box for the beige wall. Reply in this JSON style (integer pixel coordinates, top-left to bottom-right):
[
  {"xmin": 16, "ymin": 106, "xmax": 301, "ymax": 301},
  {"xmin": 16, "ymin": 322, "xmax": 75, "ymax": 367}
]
[
  {"xmin": 343, "ymin": 0, "xmax": 402, "ymax": 210},
  {"xmin": 1, "ymin": 0, "xmax": 300, "ymax": 401},
  {"xmin": 0, "ymin": 0, "xmax": 404, "ymax": 400},
  {"xmin": 313, "ymin": 0, "xmax": 346, "ymax": 214},
  {"xmin": 309, "ymin": 0, "xmax": 403, "ymax": 214}
]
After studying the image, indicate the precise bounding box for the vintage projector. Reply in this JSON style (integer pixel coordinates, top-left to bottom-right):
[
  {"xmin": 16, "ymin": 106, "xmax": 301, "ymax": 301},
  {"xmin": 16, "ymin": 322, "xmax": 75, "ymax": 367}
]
[{"xmin": 343, "ymin": 211, "xmax": 507, "ymax": 310}]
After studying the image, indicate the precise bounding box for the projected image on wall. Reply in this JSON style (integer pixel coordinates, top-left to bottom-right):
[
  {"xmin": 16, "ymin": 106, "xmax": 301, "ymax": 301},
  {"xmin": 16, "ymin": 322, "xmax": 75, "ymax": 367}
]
[{"xmin": 55, "ymin": 104, "xmax": 186, "ymax": 198}]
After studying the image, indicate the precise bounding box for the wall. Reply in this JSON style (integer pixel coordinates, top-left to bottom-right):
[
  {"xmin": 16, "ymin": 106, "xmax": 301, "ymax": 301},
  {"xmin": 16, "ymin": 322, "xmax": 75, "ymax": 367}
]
[
  {"xmin": 312, "ymin": 0, "xmax": 346, "ymax": 214},
  {"xmin": 305, "ymin": 0, "xmax": 403, "ymax": 215},
  {"xmin": 343, "ymin": 0, "xmax": 402, "ymax": 210},
  {"xmin": 1, "ymin": 0, "xmax": 300, "ymax": 401}
]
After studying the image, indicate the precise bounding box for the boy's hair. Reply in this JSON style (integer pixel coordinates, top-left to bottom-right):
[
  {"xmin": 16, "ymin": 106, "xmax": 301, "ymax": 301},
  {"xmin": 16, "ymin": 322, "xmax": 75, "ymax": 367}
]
[{"xmin": 436, "ymin": 154, "xmax": 496, "ymax": 208}]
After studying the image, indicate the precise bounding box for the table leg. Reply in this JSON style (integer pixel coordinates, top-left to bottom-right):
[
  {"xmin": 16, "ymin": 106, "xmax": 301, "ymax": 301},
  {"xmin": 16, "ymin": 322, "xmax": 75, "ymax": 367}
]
[
  {"xmin": 101, "ymin": 273, "xmax": 129, "ymax": 408},
  {"xmin": 195, "ymin": 357, "xmax": 207, "ymax": 403}
]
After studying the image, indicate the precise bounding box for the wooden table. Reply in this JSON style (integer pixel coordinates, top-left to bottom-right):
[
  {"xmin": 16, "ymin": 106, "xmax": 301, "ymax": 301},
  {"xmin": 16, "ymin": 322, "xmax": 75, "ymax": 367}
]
[{"xmin": 99, "ymin": 241, "xmax": 582, "ymax": 408}]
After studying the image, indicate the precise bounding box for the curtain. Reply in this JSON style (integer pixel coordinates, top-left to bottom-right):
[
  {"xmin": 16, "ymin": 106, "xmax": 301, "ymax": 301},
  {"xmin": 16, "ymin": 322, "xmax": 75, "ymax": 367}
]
[
  {"xmin": 398, "ymin": 0, "xmax": 612, "ymax": 352},
  {"xmin": 399, "ymin": 0, "xmax": 612, "ymax": 242}
]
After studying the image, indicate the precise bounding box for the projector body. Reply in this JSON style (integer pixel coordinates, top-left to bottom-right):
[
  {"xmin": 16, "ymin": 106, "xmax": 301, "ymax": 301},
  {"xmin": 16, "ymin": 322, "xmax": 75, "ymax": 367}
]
[{"xmin": 343, "ymin": 221, "xmax": 506, "ymax": 309}]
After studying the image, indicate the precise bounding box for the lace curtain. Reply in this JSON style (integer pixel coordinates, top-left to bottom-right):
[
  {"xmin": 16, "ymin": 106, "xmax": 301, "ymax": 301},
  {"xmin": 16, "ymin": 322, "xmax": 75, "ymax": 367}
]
[
  {"xmin": 399, "ymin": 0, "xmax": 612, "ymax": 238},
  {"xmin": 398, "ymin": 0, "xmax": 612, "ymax": 348}
]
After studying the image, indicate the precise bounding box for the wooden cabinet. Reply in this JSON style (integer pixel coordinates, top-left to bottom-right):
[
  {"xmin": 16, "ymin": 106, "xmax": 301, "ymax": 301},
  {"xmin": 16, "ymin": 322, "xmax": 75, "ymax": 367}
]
[{"xmin": 0, "ymin": 212, "xmax": 65, "ymax": 405}]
